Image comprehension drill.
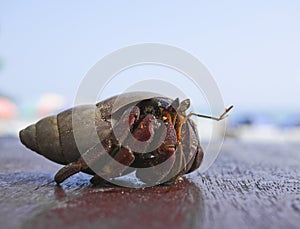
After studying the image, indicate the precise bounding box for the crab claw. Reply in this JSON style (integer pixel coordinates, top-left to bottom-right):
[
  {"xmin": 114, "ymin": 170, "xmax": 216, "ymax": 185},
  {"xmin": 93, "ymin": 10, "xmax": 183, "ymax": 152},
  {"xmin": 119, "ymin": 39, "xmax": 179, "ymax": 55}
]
[
  {"xmin": 133, "ymin": 114, "xmax": 158, "ymax": 142},
  {"xmin": 159, "ymin": 122, "xmax": 177, "ymax": 157}
]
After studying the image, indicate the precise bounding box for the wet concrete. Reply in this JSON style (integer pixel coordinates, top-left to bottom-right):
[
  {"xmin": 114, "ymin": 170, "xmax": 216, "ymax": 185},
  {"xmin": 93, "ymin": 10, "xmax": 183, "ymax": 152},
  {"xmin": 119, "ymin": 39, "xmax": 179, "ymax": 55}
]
[{"xmin": 1, "ymin": 136, "xmax": 300, "ymax": 229}]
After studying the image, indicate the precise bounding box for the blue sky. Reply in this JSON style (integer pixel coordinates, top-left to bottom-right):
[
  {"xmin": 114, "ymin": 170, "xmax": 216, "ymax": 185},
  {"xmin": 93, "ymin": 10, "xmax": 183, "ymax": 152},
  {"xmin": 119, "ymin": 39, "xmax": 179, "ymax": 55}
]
[{"xmin": 0, "ymin": 1, "xmax": 299, "ymax": 112}]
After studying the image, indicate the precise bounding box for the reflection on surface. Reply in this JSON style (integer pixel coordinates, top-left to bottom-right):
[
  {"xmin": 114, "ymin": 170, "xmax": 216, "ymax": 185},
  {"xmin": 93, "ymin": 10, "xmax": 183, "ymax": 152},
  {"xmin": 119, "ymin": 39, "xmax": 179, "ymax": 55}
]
[{"xmin": 25, "ymin": 179, "xmax": 204, "ymax": 229}]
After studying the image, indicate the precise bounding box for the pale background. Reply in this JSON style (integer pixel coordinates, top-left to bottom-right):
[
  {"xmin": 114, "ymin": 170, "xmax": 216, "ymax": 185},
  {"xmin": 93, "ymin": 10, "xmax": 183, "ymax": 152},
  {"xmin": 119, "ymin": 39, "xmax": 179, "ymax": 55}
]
[{"xmin": 0, "ymin": 1, "xmax": 300, "ymax": 139}]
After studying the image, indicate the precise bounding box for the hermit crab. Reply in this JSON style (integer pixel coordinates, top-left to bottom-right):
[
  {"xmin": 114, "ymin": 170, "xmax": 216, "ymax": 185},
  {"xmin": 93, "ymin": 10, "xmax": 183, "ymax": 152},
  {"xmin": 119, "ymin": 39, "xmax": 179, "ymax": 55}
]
[{"xmin": 19, "ymin": 92, "xmax": 233, "ymax": 186}]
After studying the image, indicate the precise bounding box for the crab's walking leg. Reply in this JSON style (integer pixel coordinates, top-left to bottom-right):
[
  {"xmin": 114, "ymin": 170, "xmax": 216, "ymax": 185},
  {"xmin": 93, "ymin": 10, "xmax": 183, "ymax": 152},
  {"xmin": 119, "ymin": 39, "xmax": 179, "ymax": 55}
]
[
  {"xmin": 54, "ymin": 160, "xmax": 83, "ymax": 184},
  {"xmin": 187, "ymin": 145, "xmax": 204, "ymax": 173},
  {"xmin": 90, "ymin": 174, "xmax": 111, "ymax": 185}
]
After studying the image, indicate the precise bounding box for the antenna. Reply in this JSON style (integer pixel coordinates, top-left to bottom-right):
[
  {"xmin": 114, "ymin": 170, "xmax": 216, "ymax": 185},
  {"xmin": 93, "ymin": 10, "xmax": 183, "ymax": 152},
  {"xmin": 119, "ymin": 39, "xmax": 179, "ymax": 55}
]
[{"xmin": 187, "ymin": 105, "xmax": 234, "ymax": 121}]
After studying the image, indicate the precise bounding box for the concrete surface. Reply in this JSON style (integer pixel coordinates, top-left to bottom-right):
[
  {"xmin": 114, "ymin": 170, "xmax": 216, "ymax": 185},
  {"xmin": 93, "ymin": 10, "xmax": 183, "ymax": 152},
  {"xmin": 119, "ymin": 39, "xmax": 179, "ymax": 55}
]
[{"xmin": 0, "ymin": 136, "xmax": 300, "ymax": 229}]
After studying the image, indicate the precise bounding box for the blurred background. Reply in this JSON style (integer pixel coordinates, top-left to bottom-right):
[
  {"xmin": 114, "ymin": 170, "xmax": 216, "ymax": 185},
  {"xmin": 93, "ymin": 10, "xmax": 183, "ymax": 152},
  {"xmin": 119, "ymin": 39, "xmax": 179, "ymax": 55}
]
[{"xmin": 0, "ymin": 1, "xmax": 299, "ymax": 142}]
